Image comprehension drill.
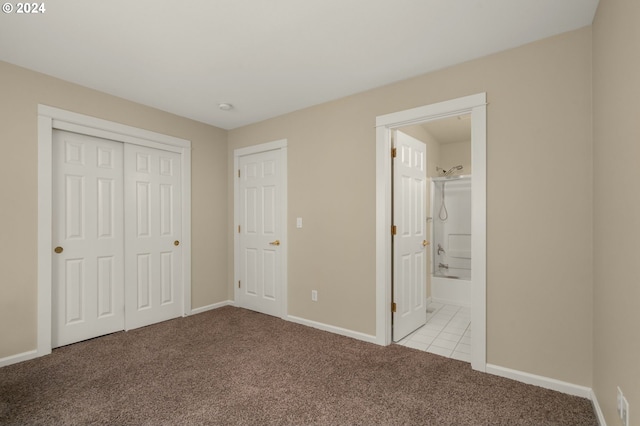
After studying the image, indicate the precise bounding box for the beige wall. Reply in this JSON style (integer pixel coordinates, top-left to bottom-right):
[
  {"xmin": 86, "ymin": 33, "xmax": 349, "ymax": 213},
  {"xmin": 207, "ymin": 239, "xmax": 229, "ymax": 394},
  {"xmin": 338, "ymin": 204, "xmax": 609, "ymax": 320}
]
[
  {"xmin": 592, "ymin": 0, "xmax": 640, "ymax": 423},
  {"xmin": 229, "ymin": 27, "xmax": 594, "ymax": 385},
  {"xmin": 439, "ymin": 141, "xmax": 471, "ymax": 175},
  {"xmin": 0, "ymin": 61, "xmax": 228, "ymax": 358},
  {"xmin": 1, "ymin": 23, "xmax": 599, "ymax": 393}
]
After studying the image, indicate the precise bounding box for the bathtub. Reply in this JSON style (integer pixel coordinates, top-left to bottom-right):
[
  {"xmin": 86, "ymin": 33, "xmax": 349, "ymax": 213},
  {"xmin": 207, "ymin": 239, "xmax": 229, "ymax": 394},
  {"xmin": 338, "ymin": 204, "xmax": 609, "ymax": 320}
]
[{"xmin": 431, "ymin": 270, "xmax": 471, "ymax": 307}]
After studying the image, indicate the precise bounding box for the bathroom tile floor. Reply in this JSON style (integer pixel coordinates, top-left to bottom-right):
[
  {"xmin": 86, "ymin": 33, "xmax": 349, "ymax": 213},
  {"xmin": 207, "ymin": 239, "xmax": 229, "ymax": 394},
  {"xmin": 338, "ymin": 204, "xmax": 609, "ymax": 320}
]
[{"xmin": 396, "ymin": 302, "xmax": 471, "ymax": 363}]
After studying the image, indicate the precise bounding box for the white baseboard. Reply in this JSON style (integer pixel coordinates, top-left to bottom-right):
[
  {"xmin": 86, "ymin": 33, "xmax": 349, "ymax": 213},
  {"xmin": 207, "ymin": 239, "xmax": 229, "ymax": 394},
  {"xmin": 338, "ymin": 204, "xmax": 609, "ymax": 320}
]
[
  {"xmin": 590, "ymin": 389, "xmax": 607, "ymax": 426},
  {"xmin": 486, "ymin": 364, "xmax": 592, "ymax": 399},
  {"xmin": 287, "ymin": 315, "xmax": 378, "ymax": 345},
  {"xmin": 190, "ymin": 300, "xmax": 235, "ymax": 315},
  {"xmin": 1, "ymin": 301, "xmax": 236, "ymax": 369},
  {"xmin": 0, "ymin": 349, "xmax": 39, "ymax": 368}
]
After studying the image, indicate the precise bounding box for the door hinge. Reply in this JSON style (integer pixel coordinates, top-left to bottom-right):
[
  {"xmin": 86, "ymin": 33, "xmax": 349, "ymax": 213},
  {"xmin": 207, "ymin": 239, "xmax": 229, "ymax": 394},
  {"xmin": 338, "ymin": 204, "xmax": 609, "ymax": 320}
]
[
  {"xmin": 391, "ymin": 302, "xmax": 397, "ymax": 313},
  {"xmin": 391, "ymin": 225, "xmax": 397, "ymax": 235},
  {"xmin": 238, "ymin": 280, "xmax": 241, "ymax": 288},
  {"xmin": 238, "ymin": 169, "xmax": 240, "ymax": 178},
  {"xmin": 392, "ymin": 147, "xmax": 397, "ymax": 158},
  {"xmin": 238, "ymin": 225, "xmax": 240, "ymax": 233}
]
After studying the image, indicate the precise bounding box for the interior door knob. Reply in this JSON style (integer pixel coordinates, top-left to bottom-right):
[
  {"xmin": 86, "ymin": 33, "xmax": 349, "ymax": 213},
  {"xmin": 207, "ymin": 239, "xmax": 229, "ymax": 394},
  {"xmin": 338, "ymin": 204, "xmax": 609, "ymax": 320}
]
[
  {"xmin": 54, "ymin": 246, "xmax": 63, "ymax": 254},
  {"xmin": 174, "ymin": 240, "xmax": 180, "ymax": 246},
  {"xmin": 269, "ymin": 240, "xmax": 281, "ymax": 246}
]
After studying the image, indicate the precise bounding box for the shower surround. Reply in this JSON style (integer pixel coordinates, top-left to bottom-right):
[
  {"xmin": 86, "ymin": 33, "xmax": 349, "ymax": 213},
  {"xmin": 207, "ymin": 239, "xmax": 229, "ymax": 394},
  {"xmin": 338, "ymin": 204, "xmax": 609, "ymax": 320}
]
[{"xmin": 431, "ymin": 175, "xmax": 472, "ymax": 306}]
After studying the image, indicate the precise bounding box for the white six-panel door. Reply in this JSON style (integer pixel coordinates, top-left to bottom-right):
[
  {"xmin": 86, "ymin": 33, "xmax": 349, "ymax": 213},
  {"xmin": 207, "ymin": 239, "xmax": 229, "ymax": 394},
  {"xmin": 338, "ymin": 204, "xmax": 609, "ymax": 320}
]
[
  {"xmin": 392, "ymin": 131, "xmax": 427, "ymax": 341},
  {"xmin": 52, "ymin": 131, "xmax": 125, "ymax": 347},
  {"xmin": 238, "ymin": 149, "xmax": 283, "ymax": 317},
  {"xmin": 124, "ymin": 145, "xmax": 182, "ymax": 330},
  {"xmin": 52, "ymin": 131, "xmax": 182, "ymax": 347}
]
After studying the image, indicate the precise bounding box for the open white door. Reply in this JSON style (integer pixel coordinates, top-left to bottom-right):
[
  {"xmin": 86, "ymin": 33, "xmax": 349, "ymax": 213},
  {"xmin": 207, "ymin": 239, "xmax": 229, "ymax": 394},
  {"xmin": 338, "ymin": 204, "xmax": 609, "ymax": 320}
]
[{"xmin": 392, "ymin": 131, "xmax": 427, "ymax": 341}]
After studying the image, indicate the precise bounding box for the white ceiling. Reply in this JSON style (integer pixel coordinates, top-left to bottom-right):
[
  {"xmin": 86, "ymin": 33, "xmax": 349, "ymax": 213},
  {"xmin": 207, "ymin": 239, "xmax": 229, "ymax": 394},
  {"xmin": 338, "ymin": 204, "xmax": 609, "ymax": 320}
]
[{"xmin": 0, "ymin": 0, "xmax": 599, "ymax": 130}]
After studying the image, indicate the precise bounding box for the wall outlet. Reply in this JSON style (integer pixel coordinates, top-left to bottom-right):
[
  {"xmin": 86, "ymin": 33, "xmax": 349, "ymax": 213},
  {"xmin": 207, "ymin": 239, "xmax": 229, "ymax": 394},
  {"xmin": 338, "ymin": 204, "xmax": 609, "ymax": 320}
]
[{"xmin": 311, "ymin": 290, "xmax": 318, "ymax": 302}]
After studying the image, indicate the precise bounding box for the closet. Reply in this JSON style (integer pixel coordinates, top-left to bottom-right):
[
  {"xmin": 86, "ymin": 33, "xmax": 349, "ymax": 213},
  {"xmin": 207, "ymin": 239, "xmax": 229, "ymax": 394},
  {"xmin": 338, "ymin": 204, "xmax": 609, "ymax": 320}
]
[{"xmin": 52, "ymin": 130, "xmax": 183, "ymax": 347}]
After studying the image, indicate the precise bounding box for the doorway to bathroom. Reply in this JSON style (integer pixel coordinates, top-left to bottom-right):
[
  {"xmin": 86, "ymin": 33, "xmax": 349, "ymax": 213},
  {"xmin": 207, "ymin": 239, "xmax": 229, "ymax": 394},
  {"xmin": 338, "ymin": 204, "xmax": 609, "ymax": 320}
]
[
  {"xmin": 375, "ymin": 93, "xmax": 487, "ymax": 372},
  {"xmin": 394, "ymin": 115, "xmax": 472, "ymax": 362}
]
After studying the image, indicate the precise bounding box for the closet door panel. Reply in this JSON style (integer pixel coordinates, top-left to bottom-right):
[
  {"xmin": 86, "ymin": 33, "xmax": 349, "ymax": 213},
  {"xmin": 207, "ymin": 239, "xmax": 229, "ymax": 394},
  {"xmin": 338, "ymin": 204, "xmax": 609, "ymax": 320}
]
[
  {"xmin": 52, "ymin": 130, "xmax": 125, "ymax": 347},
  {"xmin": 124, "ymin": 145, "xmax": 182, "ymax": 330}
]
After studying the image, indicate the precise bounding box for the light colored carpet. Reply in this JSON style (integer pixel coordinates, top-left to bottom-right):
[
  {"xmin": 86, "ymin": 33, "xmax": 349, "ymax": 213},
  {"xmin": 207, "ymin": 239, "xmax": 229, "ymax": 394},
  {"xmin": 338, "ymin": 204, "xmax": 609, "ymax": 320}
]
[{"xmin": 0, "ymin": 306, "xmax": 597, "ymax": 425}]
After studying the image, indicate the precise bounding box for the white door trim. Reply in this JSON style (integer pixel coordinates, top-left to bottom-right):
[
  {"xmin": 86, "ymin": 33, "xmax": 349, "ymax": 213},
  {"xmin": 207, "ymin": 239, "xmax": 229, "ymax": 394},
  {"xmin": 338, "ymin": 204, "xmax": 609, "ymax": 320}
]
[
  {"xmin": 375, "ymin": 93, "xmax": 487, "ymax": 372},
  {"xmin": 233, "ymin": 139, "xmax": 288, "ymax": 319},
  {"xmin": 37, "ymin": 105, "xmax": 192, "ymax": 357}
]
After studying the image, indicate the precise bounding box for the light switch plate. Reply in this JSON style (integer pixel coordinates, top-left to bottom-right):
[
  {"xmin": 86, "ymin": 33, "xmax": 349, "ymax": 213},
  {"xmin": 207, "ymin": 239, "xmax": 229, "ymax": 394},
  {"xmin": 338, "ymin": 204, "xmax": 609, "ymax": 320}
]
[{"xmin": 296, "ymin": 217, "xmax": 303, "ymax": 228}]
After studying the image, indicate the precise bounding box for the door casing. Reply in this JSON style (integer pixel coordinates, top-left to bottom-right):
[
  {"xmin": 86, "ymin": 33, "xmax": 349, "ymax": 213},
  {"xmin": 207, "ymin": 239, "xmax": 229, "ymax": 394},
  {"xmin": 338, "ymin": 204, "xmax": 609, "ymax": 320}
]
[
  {"xmin": 37, "ymin": 105, "xmax": 192, "ymax": 358},
  {"xmin": 375, "ymin": 93, "xmax": 487, "ymax": 372}
]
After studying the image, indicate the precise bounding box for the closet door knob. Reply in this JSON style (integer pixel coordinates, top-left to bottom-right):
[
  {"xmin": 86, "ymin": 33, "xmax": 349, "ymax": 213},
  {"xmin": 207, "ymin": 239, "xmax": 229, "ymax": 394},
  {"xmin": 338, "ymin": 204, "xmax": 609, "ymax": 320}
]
[
  {"xmin": 54, "ymin": 246, "xmax": 63, "ymax": 254},
  {"xmin": 174, "ymin": 240, "xmax": 180, "ymax": 246},
  {"xmin": 423, "ymin": 240, "xmax": 429, "ymax": 247}
]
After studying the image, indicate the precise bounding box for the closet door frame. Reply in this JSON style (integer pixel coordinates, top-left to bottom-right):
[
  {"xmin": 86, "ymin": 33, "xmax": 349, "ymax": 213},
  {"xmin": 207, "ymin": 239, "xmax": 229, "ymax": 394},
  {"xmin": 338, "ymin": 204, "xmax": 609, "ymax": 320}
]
[{"xmin": 37, "ymin": 105, "xmax": 191, "ymax": 358}]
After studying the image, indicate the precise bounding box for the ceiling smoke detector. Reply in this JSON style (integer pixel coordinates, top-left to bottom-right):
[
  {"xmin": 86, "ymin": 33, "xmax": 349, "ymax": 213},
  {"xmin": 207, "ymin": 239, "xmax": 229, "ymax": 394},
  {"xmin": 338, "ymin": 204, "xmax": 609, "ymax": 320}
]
[{"xmin": 218, "ymin": 103, "xmax": 233, "ymax": 111}]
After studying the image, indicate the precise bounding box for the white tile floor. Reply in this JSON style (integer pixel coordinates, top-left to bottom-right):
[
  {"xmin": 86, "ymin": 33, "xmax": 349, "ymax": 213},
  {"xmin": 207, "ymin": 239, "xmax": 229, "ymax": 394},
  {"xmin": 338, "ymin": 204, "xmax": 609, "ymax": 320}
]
[{"xmin": 396, "ymin": 302, "xmax": 471, "ymax": 363}]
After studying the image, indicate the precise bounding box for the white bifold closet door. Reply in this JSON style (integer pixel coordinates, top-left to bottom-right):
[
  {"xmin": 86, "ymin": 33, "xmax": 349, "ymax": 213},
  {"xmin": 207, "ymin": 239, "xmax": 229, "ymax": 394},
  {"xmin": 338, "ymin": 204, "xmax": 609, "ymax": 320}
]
[{"xmin": 52, "ymin": 130, "xmax": 182, "ymax": 348}]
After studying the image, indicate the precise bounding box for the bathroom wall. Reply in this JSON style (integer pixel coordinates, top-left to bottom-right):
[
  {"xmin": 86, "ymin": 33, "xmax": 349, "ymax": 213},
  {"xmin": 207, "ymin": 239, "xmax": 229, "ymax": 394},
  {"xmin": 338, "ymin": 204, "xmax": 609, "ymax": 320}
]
[{"xmin": 440, "ymin": 141, "xmax": 471, "ymax": 175}]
